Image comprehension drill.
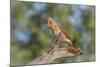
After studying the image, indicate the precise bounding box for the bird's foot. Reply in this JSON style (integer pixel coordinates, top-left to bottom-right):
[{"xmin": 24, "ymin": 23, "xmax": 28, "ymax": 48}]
[{"xmin": 68, "ymin": 47, "xmax": 81, "ymax": 55}]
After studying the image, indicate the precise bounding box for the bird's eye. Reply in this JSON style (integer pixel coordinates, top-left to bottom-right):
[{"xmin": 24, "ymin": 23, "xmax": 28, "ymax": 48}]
[
  {"xmin": 47, "ymin": 20, "xmax": 52, "ymax": 27},
  {"xmin": 50, "ymin": 21, "xmax": 52, "ymax": 24},
  {"xmin": 48, "ymin": 20, "xmax": 52, "ymax": 25}
]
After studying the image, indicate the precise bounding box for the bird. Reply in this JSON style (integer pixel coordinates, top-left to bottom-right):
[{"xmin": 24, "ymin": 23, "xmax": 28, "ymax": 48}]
[{"xmin": 45, "ymin": 16, "xmax": 81, "ymax": 54}]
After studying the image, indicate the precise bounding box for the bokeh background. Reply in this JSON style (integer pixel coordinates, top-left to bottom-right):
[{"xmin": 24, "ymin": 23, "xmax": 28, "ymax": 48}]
[{"xmin": 11, "ymin": 0, "xmax": 95, "ymax": 66}]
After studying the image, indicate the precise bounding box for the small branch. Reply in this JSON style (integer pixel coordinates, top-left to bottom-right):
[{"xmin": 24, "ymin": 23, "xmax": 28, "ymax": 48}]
[{"xmin": 28, "ymin": 47, "xmax": 80, "ymax": 65}]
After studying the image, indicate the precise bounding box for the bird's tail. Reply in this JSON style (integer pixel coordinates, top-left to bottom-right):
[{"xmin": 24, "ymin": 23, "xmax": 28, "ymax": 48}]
[
  {"xmin": 67, "ymin": 41, "xmax": 81, "ymax": 55},
  {"xmin": 72, "ymin": 42, "xmax": 81, "ymax": 53}
]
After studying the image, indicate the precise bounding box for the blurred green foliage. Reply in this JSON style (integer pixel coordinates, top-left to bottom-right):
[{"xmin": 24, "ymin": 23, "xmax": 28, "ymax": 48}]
[{"xmin": 11, "ymin": 0, "xmax": 95, "ymax": 66}]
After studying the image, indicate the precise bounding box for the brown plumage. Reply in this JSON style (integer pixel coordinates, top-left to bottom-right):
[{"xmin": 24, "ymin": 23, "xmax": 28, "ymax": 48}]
[{"xmin": 45, "ymin": 16, "xmax": 80, "ymax": 53}]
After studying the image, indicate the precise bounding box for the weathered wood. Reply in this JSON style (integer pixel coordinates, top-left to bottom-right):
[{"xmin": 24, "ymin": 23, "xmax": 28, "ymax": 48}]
[{"xmin": 28, "ymin": 47, "xmax": 80, "ymax": 65}]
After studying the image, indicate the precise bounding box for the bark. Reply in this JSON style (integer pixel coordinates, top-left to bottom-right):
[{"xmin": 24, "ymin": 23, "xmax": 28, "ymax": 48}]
[{"xmin": 28, "ymin": 47, "xmax": 80, "ymax": 65}]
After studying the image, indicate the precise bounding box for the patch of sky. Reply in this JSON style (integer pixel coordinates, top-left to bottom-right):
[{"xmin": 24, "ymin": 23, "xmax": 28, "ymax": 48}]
[
  {"xmin": 70, "ymin": 5, "xmax": 87, "ymax": 27},
  {"xmin": 33, "ymin": 3, "xmax": 47, "ymax": 12},
  {"xmin": 26, "ymin": 3, "xmax": 47, "ymax": 19},
  {"xmin": 14, "ymin": 24, "xmax": 31, "ymax": 45}
]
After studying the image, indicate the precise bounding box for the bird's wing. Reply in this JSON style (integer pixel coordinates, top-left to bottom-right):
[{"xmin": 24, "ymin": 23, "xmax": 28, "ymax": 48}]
[{"xmin": 59, "ymin": 26, "xmax": 71, "ymax": 40}]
